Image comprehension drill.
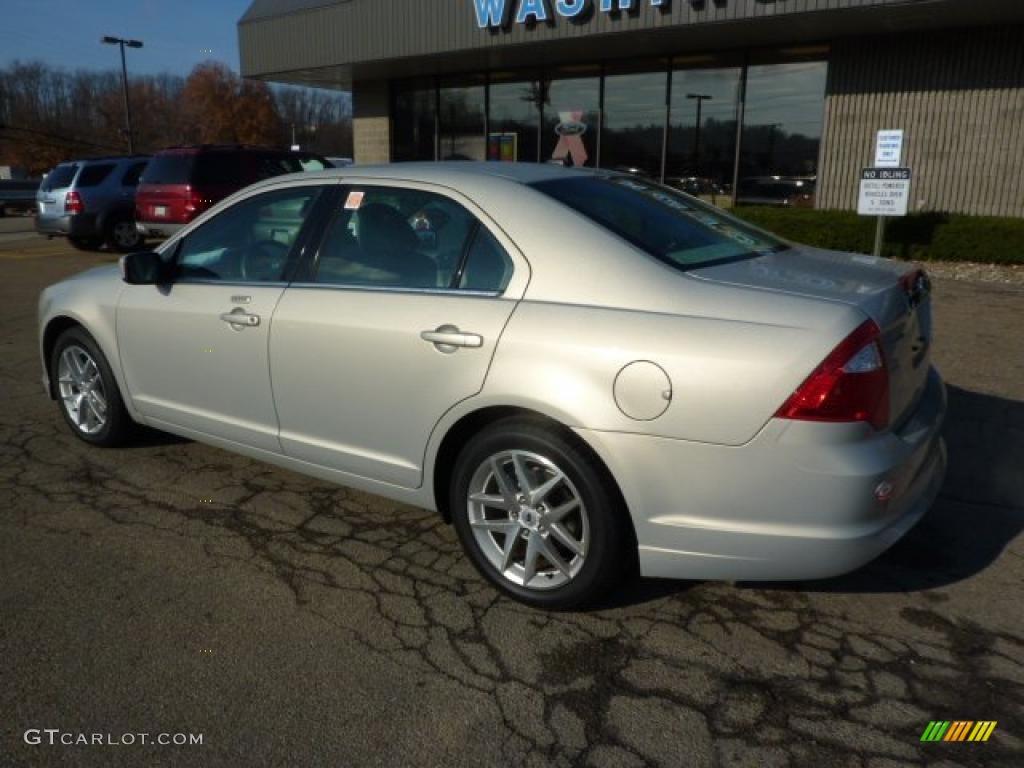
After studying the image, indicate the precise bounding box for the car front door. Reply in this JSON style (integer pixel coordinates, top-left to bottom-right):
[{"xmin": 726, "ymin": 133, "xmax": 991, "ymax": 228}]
[
  {"xmin": 117, "ymin": 182, "xmax": 331, "ymax": 451},
  {"xmin": 269, "ymin": 182, "xmax": 528, "ymax": 488}
]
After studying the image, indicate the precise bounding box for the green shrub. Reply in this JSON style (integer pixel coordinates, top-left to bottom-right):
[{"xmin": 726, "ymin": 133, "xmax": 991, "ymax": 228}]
[{"xmin": 731, "ymin": 207, "xmax": 1024, "ymax": 265}]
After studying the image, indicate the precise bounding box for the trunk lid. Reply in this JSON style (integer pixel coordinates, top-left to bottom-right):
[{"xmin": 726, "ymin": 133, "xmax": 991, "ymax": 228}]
[{"xmin": 690, "ymin": 245, "xmax": 933, "ymax": 429}]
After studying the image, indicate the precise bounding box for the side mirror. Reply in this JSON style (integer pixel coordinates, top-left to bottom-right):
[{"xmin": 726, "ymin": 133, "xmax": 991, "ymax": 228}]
[{"xmin": 119, "ymin": 251, "xmax": 170, "ymax": 285}]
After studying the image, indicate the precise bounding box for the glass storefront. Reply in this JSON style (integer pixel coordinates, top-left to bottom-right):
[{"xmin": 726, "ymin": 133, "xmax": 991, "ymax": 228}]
[
  {"xmin": 667, "ymin": 64, "xmax": 742, "ymax": 201},
  {"xmin": 540, "ymin": 74, "xmax": 601, "ymax": 168},
  {"xmin": 439, "ymin": 81, "xmax": 486, "ymax": 161},
  {"xmin": 601, "ymin": 67, "xmax": 668, "ymax": 178},
  {"xmin": 391, "ymin": 50, "xmax": 828, "ymax": 207},
  {"xmin": 392, "ymin": 81, "xmax": 436, "ymax": 162},
  {"xmin": 488, "ymin": 77, "xmax": 541, "ymax": 163},
  {"xmin": 738, "ymin": 60, "xmax": 828, "ymax": 207}
]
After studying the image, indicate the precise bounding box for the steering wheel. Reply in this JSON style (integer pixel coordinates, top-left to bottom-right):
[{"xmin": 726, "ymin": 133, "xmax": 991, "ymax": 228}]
[{"xmin": 240, "ymin": 239, "xmax": 290, "ymax": 281}]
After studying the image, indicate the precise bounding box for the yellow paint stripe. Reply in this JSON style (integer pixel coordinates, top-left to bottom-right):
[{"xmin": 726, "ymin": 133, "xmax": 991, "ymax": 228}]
[
  {"xmin": 980, "ymin": 721, "xmax": 997, "ymax": 742},
  {"xmin": 968, "ymin": 722, "xmax": 985, "ymax": 742}
]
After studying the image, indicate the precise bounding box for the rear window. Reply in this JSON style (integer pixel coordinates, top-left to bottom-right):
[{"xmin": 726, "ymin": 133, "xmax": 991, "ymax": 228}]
[
  {"xmin": 41, "ymin": 164, "xmax": 79, "ymax": 192},
  {"xmin": 141, "ymin": 154, "xmax": 194, "ymax": 185},
  {"xmin": 532, "ymin": 176, "xmax": 787, "ymax": 269},
  {"xmin": 76, "ymin": 163, "xmax": 115, "ymax": 188},
  {"xmin": 193, "ymin": 153, "xmax": 242, "ymax": 185}
]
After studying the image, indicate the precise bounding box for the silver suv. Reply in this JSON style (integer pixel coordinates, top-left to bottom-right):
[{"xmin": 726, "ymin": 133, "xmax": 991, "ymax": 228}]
[{"xmin": 36, "ymin": 155, "xmax": 149, "ymax": 252}]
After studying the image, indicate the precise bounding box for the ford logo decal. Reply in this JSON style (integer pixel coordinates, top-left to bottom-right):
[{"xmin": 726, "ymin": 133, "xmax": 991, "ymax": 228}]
[{"xmin": 554, "ymin": 121, "xmax": 587, "ymax": 138}]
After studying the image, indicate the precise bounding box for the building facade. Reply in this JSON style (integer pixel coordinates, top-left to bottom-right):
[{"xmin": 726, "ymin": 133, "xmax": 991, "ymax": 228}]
[{"xmin": 239, "ymin": 0, "xmax": 1024, "ymax": 217}]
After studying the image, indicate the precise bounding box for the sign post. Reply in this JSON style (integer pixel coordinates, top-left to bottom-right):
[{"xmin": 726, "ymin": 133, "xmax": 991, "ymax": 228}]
[{"xmin": 859, "ymin": 130, "xmax": 910, "ymax": 257}]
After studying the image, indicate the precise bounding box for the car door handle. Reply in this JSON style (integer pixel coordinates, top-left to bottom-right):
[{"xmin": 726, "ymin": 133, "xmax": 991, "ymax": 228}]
[
  {"xmin": 420, "ymin": 325, "xmax": 483, "ymax": 352},
  {"xmin": 220, "ymin": 309, "xmax": 260, "ymax": 328}
]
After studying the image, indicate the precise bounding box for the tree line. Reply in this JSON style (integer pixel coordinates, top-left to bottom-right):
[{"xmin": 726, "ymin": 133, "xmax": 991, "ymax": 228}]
[{"xmin": 0, "ymin": 60, "xmax": 353, "ymax": 176}]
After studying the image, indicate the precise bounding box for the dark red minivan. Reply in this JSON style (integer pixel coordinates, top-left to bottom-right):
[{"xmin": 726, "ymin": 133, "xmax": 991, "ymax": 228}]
[{"xmin": 135, "ymin": 145, "xmax": 331, "ymax": 238}]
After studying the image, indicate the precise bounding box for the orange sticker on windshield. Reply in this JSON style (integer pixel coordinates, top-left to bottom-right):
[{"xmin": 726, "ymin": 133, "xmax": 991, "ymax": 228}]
[{"xmin": 344, "ymin": 191, "xmax": 364, "ymax": 210}]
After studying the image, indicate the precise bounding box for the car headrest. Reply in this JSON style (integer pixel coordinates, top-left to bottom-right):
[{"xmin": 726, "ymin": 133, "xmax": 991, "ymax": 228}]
[{"xmin": 357, "ymin": 203, "xmax": 419, "ymax": 259}]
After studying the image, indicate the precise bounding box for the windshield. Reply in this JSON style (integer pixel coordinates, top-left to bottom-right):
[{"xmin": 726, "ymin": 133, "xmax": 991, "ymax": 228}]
[{"xmin": 532, "ymin": 175, "xmax": 788, "ymax": 269}]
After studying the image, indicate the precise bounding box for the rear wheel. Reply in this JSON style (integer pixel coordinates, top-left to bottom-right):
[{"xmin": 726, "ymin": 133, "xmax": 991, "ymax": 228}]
[
  {"xmin": 106, "ymin": 217, "xmax": 143, "ymax": 253},
  {"xmin": 51, "ymin": 327, "xmax": 136, "ymax": 446},
  {"xmin": 451, "ymin": 417, "xmax": 632, "ymax": 609},
  {"xmin": 68, "ymin": 236, "xmax": 103, "ymax": 251}
]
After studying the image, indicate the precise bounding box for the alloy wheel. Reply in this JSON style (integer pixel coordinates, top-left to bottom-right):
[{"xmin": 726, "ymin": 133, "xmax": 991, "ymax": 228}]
[
  {"xmin": 57, "ymin": 345, "xmax": 108, "ymax": 435},
  {"xmin": 113, "ymin": 220, "xmax": 140, "ymax": 249},
  {"xmin": 466, "ymin": 449, "xmax": 589, "ymax": 590}
]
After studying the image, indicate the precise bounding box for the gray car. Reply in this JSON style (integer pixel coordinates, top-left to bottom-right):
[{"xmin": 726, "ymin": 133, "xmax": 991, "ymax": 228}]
[
  {"xmin": 37, "ymin": 163, "xmax": 947, "ymax": 609},
  {"xmin": 36, "ymin": 155, "xmax": 149, "ymax": 252}
]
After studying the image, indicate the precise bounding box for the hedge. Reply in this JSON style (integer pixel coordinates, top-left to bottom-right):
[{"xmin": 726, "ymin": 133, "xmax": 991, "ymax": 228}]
[{"xmin": 730, "ymin": 207, "xmax": 1024, "ymax": 265}]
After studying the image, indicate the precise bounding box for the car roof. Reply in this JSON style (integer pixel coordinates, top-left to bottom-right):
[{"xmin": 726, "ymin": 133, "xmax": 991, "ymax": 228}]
[
  {"xmin": 280, "ymin": 161, "xmax": 605, "ymax": 188},
  {"xmin": 71, "ymin": 155, "xmax": 148, "ymax": 164}
]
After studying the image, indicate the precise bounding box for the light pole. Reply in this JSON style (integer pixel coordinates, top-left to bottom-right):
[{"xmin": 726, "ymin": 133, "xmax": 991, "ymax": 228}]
[
  {"xmin": 686, "ymin": 93, "xmax": 712, "ymax": 180},
  {"xmin": 101, "ymin": 36, "xmax": 143, "ymax": 153}
]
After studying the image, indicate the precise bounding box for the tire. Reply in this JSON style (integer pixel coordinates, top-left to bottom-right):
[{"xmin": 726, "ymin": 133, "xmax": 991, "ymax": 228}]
[
  {"xmin": 450, "ymin": 417, "xmax": 633, "ymax": 610},
  {"xmin": 51, "ymin": 327, "xmax": 136, "ymax": 446},
  {"xmin": 68, "ymin": 236, "xmax": 103, "ymax": 251},
  {"xmin": 106, "ymin": 216, "xmax": 143, "ymax": 253}
]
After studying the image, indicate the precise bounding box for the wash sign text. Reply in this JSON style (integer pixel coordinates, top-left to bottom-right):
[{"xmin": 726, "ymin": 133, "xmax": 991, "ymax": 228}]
[{"xmin": 474, "ymin": 0, "xmax": 672, "ymax": 28}]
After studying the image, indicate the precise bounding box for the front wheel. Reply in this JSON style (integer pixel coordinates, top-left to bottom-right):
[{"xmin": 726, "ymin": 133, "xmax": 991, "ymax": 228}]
[
  {"xmin": 450, "ymin": 418, "xmax": 633, "ymax": 610},
  {"xmin": 51, "ymin": 327, "xmax": 136, "ymax": 446}
]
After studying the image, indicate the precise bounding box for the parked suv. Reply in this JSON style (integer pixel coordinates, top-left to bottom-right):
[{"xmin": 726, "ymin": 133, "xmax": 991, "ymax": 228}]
[
  {"xmin": 35, "ymin": 155, "xmax": 149, "ymax": 252},
  {"xmin": 135, "ymin": 145, "xmax": 331, "ymax": 238}
]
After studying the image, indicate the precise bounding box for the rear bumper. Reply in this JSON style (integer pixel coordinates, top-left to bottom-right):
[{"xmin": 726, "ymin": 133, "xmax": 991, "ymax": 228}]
[
  {"xmin": 576, "ymin": 366, "xmax": 948, "ymax": 581},
  {"xmin": 35, "ymin": 213, "xmax": 98, "ymax": 238},
  {"xmin": 136, "ymin": 221, "xmax": 183, "ymax": 238}
]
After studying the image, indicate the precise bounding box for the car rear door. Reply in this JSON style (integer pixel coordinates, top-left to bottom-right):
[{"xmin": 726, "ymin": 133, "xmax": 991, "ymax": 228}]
[
  {"xmin": 117, "ymin": 181, "xmax": 334, "ymax": 451},
  {"xmin": 269, "ymin": 181, "xmax": 528, "ymax": 488}
]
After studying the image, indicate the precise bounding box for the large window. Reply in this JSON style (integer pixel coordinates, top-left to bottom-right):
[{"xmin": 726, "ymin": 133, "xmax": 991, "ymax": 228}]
[
  {"xmin": 387, "ymin": 52, "xmax": 828, "ymax": 206},
  {"xmin": 488, "ymin": 78, "xmax": 542, "ymax": 163},
  {"xmin": 667, "ymin": 65, "xmax": 742, "ymax": 203},
  {"xmin": 738, "ymin": 60, "xmax": 828, "ymax": 207},
  {"xmin": 541, "ymin": 74, "xmax": 600, "ymax": 168},
  {"xmin": 439, "ymin": 82, "xmax": 486, "ymax": 161},
  {"xmin": 601, "ymin": 68, "xmax": 668, "ymax": 178},
  {"xmin": 392, "ymin": 81, "xmax": 436, "ymax": 162}
]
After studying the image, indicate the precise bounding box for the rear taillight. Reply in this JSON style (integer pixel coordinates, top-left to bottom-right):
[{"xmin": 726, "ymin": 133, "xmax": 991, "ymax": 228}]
[
  {"xmin": 775, "ymin": 319, "xmax": 890, "ymax": 430},
  {"xmin": 65, "ymin": 191, "xmax": 84, "ymax": 215},
  {"xmin": 183, "ymin": 186, "xmax": 210, "ymax": 220}
]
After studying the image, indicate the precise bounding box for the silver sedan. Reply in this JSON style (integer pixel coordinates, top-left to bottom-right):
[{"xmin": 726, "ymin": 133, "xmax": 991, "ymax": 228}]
[{"xmin": 38, "ymin": 163, "xmax": 947, "ymax": 609}]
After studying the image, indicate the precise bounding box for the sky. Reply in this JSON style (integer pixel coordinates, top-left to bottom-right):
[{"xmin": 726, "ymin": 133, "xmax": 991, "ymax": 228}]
[{"xmin": 0, "ymin": 0, "xmax": 252, "ymax": 77}]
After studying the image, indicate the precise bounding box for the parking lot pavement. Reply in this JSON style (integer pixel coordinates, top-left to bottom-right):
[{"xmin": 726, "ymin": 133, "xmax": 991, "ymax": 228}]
[
  {"xmin": 1, "ymin": 244, "xmax": 1022, "ymax": 768},
  {"xmin": 0, "ymin": 215, "xmax": 43, "ymax": 246}
]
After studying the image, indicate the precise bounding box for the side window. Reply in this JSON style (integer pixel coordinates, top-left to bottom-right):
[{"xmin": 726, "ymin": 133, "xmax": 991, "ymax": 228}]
[
  {"xmin": 175, "ymin": 187, "xmax": 322, "ymax": 283},
  {"xmin": 121, "ymin": 161, "xmax": 147, "ymax": 187},
  {"xmin": 459, "ymin": 227, "xmax": 514, "ymax": 293},
  {"xmin": 315, "ymin": 186, "xmax": 480, "ymax": 290},
  {"xmin": 76, "ymin": 164, "xmax": 115, "ymax": 187}
]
